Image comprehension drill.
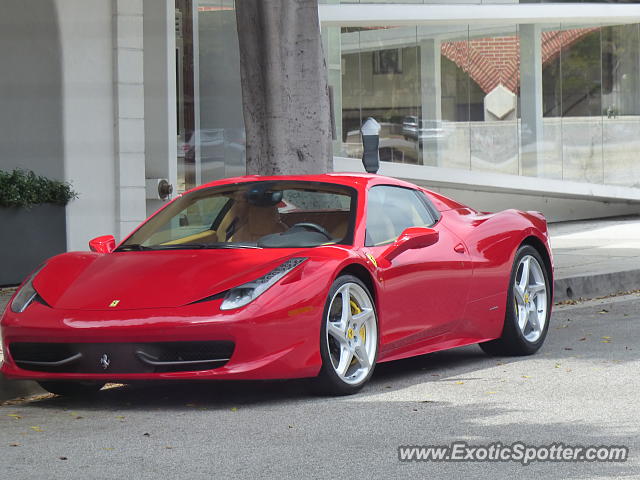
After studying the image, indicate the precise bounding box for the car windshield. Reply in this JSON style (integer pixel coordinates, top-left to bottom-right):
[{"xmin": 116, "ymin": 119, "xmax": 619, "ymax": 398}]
[{"xmin": 118, "ymin": 181, "xmax": 357, "ymax": 250}]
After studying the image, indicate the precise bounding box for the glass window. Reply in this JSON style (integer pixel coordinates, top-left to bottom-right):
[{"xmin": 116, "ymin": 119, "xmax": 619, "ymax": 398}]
[
  {"xmin": 602, "ymin": 24, "xmax": 640, "ymax": 186},
  {"xmin": 175, "ymin": 0, "xmax": 246, "ymax": 194},
  {"xmin": 469, "ymin": 24, "xmax": 520, "ymax": 176},
  {"xmin": 560, "ymin": 27, "xmax": 603, "ymax": 184},
  {"xmin": 120, "ymin": 181, "xmax": 356, "ymax": 249},
  {"xmin": 365, "ymin": 185, "xmax": 436, "ymax": 246},
  {"xmin": 339, "ymin": 26, "xmax": 421, "ymax": 164}
]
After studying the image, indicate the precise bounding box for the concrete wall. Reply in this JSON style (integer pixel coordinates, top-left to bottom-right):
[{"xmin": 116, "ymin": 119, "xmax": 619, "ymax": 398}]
[
  {"xmin": 56, "ymin": 0, "xmax": 118, "ymax": 251},
  {"xmin": 0, "ymin": 0, "xmax": 119, "ymax": 252},
  {"xmin": 0, "ymin": 0, "xmax": 64, "ymax": 181},
  {"xmin": 1, "ymin": 0, "xmax": 153, "ymax": 251},
  {"xmin": 429, "ymin": 186, "xmax": 640, "ymax": 224}
]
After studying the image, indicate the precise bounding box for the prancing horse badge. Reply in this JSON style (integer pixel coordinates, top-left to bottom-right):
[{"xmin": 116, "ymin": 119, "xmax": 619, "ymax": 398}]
[{"xmin": 100, "ymin": 354, "xmax": 111, "ymax": 370}]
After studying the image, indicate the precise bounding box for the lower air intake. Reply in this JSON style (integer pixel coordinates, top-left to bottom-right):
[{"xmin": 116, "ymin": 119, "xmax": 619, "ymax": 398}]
[{"xmin": 9, "ymin": 341, "xmax": 234, "ymax": 374}]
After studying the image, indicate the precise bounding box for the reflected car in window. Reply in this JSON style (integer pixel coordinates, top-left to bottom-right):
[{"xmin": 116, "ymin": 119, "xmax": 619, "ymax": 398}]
[{"xmin": 402, "ymin": 116, "xmax": 453, "ymax": 143}]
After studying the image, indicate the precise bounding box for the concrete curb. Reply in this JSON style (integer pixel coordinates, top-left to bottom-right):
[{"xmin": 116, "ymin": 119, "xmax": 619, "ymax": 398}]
[
  {"xmin": 0, "ymin": 373, "xmax": 45, "ymax": 403},
  {"xmin": 554, "ymin": 269, "xmax": 640, "ymax": 303}
]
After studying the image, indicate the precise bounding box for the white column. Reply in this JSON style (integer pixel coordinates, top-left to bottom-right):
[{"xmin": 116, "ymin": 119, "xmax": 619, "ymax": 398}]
[
  {"xmin": 191, "ymin": 1, "xmax": 202, "ymax": 186},
  {"xmin": 519, "ymin": 24, "xmax": 543, "ymax": 177},
  {"xmin": 420, "ymin": 38, "xmax": 442, "ymax": 166},
  {"xmin": 143, "ymin": 0, "xmax": 178, "ymax": 217},
  {"xmin": 56, "ymin": 0, "xmax": 117, "ymax": 250},
  {"xmin": 113, "ymin": 0, "xmax": 147, "ymax": 240}
]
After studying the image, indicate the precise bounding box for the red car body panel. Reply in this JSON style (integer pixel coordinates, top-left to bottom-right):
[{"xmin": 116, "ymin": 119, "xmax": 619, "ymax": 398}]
[{"xmin": 1, "ymin": 173, "xmax": 553, "ymax": 382}]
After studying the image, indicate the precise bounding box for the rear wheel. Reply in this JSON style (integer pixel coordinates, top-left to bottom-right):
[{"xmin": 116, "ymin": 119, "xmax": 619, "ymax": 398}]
[
  {"xmin": 480, "ymin": 245, "xmax": 551, "ymax": 356},
  {"xmin": 38, "ymin": 381, "xmax": 105, "ymax": 397},
  {"xmin": 315, "ymin": 275, "xmax": 378, "ymax": 395}
]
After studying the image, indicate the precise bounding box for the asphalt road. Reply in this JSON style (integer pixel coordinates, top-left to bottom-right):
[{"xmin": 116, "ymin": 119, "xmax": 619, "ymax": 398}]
[{"xmin": 2, "ymin": 295, "xmax": 640, "ymax": 480}]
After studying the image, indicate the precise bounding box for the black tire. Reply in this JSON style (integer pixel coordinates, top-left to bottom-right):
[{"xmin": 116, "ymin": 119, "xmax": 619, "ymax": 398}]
[
  {"xmin": 480, "ymin": 245, "xmax": 551, "ymax": 357},
  {"xmin": 38, "ymin": 381, "xmax": 105, "ymax": 397},
  {"xmin": 314, "ymin": 275, "xmax": 378, "ymax": 396}
]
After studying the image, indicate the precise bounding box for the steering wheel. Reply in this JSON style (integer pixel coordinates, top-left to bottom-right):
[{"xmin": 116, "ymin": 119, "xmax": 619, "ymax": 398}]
[{"xmin": 291, "ymin": 222, "xmax": 333, "ymax": 240}]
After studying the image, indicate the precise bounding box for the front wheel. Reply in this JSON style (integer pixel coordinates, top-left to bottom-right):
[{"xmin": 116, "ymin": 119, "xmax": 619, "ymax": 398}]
[
  {"xmin": 38, "ymin": 381, "xmax": 105, "ymax": 397},
  {"xmin": 480, "ymin": 245, "xmax": 551, "ymax": 356},
  {"xmin": 314, "ymin": 275, "xmax": 378, "ymax": 395}
]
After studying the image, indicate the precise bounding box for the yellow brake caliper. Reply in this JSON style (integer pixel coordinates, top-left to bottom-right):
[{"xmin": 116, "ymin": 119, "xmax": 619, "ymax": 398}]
[
  {"xmin": 350, "ymin": 299, "xmax": 366, "ymax": 343},
  {"xmin": 348, "ymin": 298, "xmax": 365, "ymax": 367}
]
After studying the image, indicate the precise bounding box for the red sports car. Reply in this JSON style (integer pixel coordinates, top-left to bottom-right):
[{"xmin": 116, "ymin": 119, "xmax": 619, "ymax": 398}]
[{"xmin": 1, "ymin": 173, "xmax": 553, "ymax": 396}]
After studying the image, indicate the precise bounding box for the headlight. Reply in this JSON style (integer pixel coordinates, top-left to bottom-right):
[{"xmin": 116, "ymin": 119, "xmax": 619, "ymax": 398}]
[
  {"xmin": 220, "ymin": 257, "xmax": 307, "ymax": 310},
  {"xmin": 10, "ymin": 267, "xmax": 43, "ymax": 313}
]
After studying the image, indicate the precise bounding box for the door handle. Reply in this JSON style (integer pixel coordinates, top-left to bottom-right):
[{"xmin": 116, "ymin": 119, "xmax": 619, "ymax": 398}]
[{"xmin": 454, "ymin": 243, "xmax": 466, "ymax": 254}]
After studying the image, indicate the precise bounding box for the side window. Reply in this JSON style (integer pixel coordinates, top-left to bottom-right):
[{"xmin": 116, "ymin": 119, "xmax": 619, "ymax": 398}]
[{"xmin": 365, "ymin": 186, "xmax": 436, "ymax": 246}]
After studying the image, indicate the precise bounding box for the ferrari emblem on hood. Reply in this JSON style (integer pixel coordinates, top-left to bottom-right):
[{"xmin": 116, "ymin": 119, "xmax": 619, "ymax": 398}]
[{"xmin": 109, "ymin": 300, "xmax": 120, "ymax": 308}]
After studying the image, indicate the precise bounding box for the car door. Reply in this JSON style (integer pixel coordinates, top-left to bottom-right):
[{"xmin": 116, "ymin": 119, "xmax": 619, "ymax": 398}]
[{"xmin": 364, "ymin": 185, "xmax": 472, "ymax": 355}]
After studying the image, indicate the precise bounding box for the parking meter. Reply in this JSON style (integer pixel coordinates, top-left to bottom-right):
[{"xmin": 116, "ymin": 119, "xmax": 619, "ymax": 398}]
[{"xmin": 361, "ymin": 117, "xmax": 380, "ymax": 174}]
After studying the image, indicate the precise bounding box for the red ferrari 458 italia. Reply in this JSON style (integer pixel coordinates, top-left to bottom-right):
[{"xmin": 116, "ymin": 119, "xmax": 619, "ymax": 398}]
[{"xmin": 1, "ymin": 173, "xmax": 553, "ymax": 395}]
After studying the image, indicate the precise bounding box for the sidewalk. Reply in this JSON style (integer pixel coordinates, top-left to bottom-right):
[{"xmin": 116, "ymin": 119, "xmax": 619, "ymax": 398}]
[
  {"xmin": 2, "ymin": 214, "xmax": 640, "ymax": 401},
  {"xmin": 550, "ymin": 215, "xmax": 640, "ymax": 301}
]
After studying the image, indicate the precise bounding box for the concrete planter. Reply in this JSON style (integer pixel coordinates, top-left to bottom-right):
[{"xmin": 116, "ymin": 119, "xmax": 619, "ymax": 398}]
[{"xmin": 0, "ymin": 204, "xmax": 67, "ymax": 286}]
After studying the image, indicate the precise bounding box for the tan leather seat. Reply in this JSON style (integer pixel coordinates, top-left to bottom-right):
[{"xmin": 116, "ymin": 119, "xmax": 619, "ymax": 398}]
[{"xmin": 219, "ymin": 201, "xmax": 288, "ymax": 243}]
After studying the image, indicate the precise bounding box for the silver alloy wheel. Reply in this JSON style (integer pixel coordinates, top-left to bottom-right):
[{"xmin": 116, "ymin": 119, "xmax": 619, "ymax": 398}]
[
  {"xmin": 514, "ymin": 254, "xmax": 548, "ymax": 343},
  {"xmin": 325, "ymin": 282, "xmax": 377, "ymax": 385}
]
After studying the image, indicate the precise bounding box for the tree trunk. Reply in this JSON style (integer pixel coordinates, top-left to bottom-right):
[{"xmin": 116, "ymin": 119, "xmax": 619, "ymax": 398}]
[{"xmin": 235, "ymin": 0, "xmax": 333, "ymax": 175}]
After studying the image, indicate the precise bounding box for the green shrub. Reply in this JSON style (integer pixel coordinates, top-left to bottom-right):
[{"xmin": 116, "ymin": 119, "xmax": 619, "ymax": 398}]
[{"xmin": 0, "ymin": 169, "xmax": 78, "ymax": 208}]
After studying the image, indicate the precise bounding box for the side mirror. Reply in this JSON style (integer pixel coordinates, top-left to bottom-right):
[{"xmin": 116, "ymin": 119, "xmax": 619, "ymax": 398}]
[
  {"xmin": 89, "ymin": 235, "xmax": 116, "ymax": 254},
  {"xmin": 382, "ymin": 227, "xmax": 439, "ymax": 262}
]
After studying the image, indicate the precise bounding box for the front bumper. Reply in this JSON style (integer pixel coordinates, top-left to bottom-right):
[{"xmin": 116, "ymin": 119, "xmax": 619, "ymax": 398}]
[{"xmin": 1, "ymin": 295, "xmax": 324, "ymax": 382}]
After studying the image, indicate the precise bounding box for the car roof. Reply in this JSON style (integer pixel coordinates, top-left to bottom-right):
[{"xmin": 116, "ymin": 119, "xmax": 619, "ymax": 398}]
[
  {"xmin": 183, "ymin": 172, "xmax": 468, "ymax": 212},
  {"xmin": 188, "ymin": 172, "xmax": 418, "ymax": 193}
]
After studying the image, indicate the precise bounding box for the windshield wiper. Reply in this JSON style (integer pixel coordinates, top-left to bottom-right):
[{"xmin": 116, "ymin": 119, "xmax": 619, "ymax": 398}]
[
  {"xmin": 151, "ymin": 243, "xmax": 209, "ymax": 250},
  {"xmin": 114, "ymin": 244, "xmax": 152, "ymax": 252},
  {"xmin": 129, "ymin": 243, "xmax": 261, "ymax": 251},
  {"xmin": 206, "ymin": 244, "xmax": 261, "ymax": 249}
]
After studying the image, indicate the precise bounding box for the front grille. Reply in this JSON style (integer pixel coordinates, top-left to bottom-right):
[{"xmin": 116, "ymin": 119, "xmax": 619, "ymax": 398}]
[{"xmin": 9, "ymin": 341, "xmax": 234, "ymax": 374}]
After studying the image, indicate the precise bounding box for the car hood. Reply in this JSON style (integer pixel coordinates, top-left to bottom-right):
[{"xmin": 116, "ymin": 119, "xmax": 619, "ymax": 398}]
[{"xmin": 33, "ymin": 248, "xmax": 311, "ymax": 311}]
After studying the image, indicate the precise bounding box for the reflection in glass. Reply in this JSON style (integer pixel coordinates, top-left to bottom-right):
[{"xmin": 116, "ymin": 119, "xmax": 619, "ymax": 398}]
[
  {"xmin": 175, "ymin": 0, "xmax": 246, "ymax": 194},
  {"xmin": 539, "ymin": 25, "xmax": 564, "ymax": 180},
  {"xmin": 438, "ymin": 26, "xmax": 473, "ymax": 170},
  {"xmin": 602, "ymin": 24, "xmax": 640, "ymax": 187},
  {"xmin": 560, "ymin": 28, "xmax": 603, "ymax": 183},
  {"xmin": 341, "ymin": 27, "xmax": 421, "ymax": 164},
  {"xmin": 468, "ymin": 26, "xmax": 520, "ymax": 176},
  {"xmin": 331, "ymin": 19, "xmax": 640, "ymax": 188}
]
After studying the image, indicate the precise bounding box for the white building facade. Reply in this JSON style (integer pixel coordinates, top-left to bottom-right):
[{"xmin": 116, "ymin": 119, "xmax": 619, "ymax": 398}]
[{"xmin": 2, "ymin": 0, "xmax": 640, "ymax": 251}]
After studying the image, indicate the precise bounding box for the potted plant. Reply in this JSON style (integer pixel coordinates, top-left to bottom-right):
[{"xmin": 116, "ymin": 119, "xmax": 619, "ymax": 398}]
[{"xmin": 0, "ymin": 169, "xmax": 77, "ymax": 286}]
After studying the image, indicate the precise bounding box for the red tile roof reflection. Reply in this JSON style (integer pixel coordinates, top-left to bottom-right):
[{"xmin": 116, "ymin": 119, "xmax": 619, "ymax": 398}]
[{"xmin": 440, "ymin": 28, "xmax": 598, "ymax": 94}]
